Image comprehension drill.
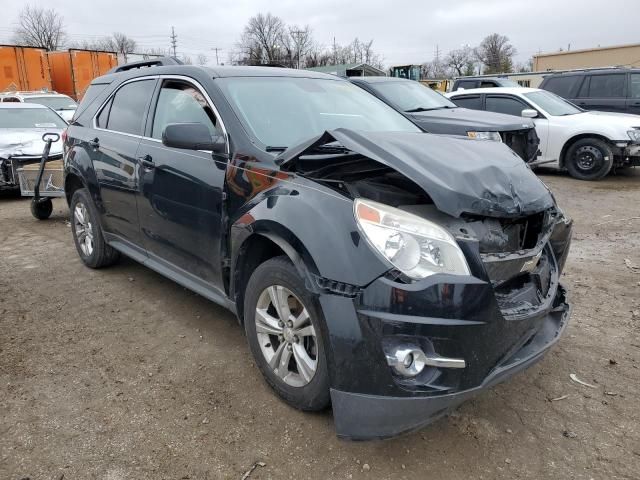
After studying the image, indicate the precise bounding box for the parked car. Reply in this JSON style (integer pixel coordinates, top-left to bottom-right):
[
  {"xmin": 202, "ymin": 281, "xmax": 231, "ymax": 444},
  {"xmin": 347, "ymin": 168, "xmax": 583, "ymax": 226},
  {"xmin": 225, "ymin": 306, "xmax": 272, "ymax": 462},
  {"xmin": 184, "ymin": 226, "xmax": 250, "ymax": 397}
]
[
  {"xmin": 350, "ymin": 77, "xmax": 539, "ymax": 163},
  {"xmin": 451, "ymin": 76, "xmax": 522, "ymax": 92},
  {"xmin": 447, "ymin": 87, "xmax": 640, "ymax": 180},
  {"xmin": 0, "ymin": 103, "xmax": 65, "ymax": 191},
  {"xmin": 539, "ymin": 68, "xmax": 640, "ymax": 114},
  {"xmin": 63, "ymin": 59, "xmax": 572, "ymax": 440},
  {"xmin": 0, "ymin": 91, "xmax": 78, "ymax": 121}
]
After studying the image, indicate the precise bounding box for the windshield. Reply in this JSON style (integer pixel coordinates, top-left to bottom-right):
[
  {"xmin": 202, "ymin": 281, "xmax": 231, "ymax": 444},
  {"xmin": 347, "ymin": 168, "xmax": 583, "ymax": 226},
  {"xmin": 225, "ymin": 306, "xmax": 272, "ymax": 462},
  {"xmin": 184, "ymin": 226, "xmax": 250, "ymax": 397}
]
[
  {"xmin": 24, "ymin": 96, "xmax": 77, "ymax": 111},
  {"xmin": 371, "ymin": 81, "xmax": 457, "ymax": 111},
  {"xmin": 0, "ymin": 108, "xmax": 67, "ymax": 128},
  {"xmin": 523, "ymin": 90, "xmax": 582, "ymax": 116},
  {"xmin": 217, "ymin": 77, "xmax": 421, "ymax": 148}
]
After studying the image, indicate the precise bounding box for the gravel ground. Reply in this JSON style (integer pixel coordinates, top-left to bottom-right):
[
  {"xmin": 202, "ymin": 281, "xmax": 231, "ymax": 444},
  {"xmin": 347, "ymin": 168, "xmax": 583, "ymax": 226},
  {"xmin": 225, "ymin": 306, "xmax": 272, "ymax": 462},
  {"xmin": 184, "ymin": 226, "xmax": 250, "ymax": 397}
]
[{"xmin": 1, "ymin": 169, "xmax": 639, "ymax": 480}]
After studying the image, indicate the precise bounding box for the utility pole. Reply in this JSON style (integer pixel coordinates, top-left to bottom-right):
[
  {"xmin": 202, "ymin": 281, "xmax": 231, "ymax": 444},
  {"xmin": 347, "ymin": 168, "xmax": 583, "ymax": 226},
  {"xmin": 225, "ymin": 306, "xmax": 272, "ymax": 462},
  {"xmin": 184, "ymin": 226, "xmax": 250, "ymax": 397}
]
[
  {"xmin": 211, "ymin": 47, "xmax": 220, "ymax": 65},
  {"xmin": 291, "ymin": 29, "xmax": 304, "ymax": 69},
  {"xmin": 333, "ymin": 37, "xmax": 337, "ymax": 65},
  {"xmin": 170, "ymin": 26, "xmax": 177, "ymax": 58}
]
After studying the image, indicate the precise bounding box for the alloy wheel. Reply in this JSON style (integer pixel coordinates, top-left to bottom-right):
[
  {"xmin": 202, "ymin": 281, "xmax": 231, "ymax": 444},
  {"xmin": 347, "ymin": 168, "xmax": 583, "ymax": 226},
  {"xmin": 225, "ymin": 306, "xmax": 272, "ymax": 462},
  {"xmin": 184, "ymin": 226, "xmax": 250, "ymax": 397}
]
[
  {"xmin": 254, "ymin": 285, "xmax": 318, "ymax": 387},
  {"xmin": 73, "ymin": 202, "xmax": 94, "ymax": 257}
]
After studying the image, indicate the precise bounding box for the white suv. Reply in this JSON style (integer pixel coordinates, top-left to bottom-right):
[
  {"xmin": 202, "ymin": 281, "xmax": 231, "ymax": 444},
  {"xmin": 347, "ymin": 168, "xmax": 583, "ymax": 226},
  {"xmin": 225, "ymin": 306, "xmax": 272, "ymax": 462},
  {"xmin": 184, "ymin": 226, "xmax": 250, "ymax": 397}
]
[
  {"xmin": 447, "ymin": 87, "xmax": 640, "ymax": 180},
  {"xmin": 0, "ymin": 91, "xmax": 77, "ymax": 122}
]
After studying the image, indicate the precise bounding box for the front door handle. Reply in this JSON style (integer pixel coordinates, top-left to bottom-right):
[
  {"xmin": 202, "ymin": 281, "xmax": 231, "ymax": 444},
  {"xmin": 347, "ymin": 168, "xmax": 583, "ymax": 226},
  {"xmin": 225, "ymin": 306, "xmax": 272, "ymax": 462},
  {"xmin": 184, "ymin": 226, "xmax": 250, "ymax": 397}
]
[
  {"xmin": 138, "ymin": 154, "xmax": 155, "ymax": 170},
  {"xmin": 89, "ymin": 137, "xmax": 100, "ymax": 149}
]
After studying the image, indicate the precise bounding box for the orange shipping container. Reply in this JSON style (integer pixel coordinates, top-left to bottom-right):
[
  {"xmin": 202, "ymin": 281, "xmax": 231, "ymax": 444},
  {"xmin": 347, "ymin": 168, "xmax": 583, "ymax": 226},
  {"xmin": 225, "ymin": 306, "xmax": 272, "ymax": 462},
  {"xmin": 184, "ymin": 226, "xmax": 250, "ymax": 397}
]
[
  {"xmin": 48, "ymin": 49, "xmax": 117, "ymax": 101},
  {"xmin": 0, "ymin": 45, "xmax": 52, "ymax": 92}
]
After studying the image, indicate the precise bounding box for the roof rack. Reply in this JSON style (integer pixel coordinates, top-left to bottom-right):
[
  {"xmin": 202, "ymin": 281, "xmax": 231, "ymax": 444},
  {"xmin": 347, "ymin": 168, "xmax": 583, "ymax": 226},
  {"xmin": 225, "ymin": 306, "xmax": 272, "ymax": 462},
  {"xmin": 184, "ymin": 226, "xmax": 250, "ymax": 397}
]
[{"xmin": 107, "ymin": 56, "xmax": 184, "ymax": 74}]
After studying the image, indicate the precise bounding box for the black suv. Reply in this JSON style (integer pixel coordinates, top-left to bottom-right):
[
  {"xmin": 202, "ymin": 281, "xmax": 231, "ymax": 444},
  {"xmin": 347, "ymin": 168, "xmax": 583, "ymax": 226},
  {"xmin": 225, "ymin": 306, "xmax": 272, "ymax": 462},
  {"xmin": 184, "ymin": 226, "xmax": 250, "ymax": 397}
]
[
  {"xmin": 451, "ymin": 76, "xmax": 522, "ymax": 91},
  {"xmin": 63, "ymin": 58, "xmax": 572, "ymax": 440},
  {"xmin": 351, "ymin": 77, "xmax": 539, "ymax": 163},
  {"xmin": 539, "ymin": 68, "xmax": 640, "ymax": 114}
]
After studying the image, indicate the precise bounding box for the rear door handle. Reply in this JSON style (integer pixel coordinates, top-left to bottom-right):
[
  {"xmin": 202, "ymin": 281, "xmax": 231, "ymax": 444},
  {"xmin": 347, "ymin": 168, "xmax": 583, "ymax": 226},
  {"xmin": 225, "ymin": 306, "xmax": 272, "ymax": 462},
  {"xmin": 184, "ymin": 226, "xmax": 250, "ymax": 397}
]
[
  {"xmin": 89, "ymin": 137, "xmax": 100, "ymax": 149},
  {"xmin": 138, "ymin": 154, "xmax": 155, "ymax": 170}
]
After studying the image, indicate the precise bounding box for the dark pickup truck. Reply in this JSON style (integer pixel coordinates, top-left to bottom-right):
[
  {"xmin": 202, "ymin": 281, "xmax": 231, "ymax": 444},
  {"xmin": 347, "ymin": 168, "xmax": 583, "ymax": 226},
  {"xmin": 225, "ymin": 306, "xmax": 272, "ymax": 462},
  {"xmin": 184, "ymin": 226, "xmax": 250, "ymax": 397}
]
[
  {"xmin": 63, "ymin": 59, "xmax": 571, "ymax": 440},
  {"xmin": 351, "ymin": 76, "xmax": 540, "ymax": 163}
]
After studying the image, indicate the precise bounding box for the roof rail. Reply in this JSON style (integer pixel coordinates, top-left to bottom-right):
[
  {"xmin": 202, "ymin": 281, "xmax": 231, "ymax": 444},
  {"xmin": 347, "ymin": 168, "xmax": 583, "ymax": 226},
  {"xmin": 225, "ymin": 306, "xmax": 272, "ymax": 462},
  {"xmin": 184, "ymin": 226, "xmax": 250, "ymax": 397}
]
[{"xmin": 107, "ymin": 56, "xmax": 184, "ymax": 74}]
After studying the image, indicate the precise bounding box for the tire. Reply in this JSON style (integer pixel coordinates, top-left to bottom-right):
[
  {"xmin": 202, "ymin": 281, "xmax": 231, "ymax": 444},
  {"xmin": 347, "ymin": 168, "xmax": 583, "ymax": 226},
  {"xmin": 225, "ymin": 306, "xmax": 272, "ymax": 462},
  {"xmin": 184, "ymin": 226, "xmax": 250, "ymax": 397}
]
[
  {"xmin": 30, "ymin": 198, "xmax": 53, "ymax": 220},
  {"xmin": 70, "ymin": 188, "xmax": 120, "ymax": 268},
  {"xmin": 244, "ymin": 256, "xmax": 330, "ymax": 411},
  {"xmin": 565, "ymin": 138, "xmax": 613, "ymax": 181}
]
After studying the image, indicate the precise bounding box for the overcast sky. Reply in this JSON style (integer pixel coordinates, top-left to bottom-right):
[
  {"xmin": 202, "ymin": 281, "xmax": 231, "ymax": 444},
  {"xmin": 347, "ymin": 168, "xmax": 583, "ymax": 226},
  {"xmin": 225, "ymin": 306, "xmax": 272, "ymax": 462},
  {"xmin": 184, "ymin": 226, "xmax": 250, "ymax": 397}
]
[{"xmin": 1, "ymin": 0, "xmax": 639, "ymax": 68}]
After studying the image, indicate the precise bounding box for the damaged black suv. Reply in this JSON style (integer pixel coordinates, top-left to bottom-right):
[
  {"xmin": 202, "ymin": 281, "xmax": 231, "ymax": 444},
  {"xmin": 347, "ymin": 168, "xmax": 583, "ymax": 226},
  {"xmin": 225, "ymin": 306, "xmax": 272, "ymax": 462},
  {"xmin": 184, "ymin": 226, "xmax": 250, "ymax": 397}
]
[{"xmin": 63, "ymin": 58, "xmax": 572, "ymax": 440}]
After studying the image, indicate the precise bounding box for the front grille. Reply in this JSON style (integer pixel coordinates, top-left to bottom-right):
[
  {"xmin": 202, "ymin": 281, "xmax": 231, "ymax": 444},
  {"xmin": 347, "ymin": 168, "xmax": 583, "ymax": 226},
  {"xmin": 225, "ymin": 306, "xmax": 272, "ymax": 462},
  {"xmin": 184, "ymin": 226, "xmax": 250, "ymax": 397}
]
[{"xmin": 501, "ymin": 128, "xmax": 540, "ymax": 163}]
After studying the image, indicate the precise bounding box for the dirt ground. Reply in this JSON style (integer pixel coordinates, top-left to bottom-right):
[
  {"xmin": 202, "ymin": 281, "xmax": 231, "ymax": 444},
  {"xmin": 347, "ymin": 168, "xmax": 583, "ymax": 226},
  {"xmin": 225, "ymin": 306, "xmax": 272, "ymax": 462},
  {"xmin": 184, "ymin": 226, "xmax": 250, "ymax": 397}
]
[{"xmin": 1, "ymin": 169, "xmax": 639, "ymax": 480}]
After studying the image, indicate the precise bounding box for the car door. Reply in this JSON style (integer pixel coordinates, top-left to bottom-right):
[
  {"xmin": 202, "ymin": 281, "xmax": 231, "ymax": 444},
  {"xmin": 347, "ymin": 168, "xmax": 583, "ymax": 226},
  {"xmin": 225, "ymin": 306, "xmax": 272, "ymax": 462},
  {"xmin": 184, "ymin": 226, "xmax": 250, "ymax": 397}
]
[
  {"xmin": 92, "ymin": 78, "xmax": 157, "ymax": 247},
  {"xmin": 576, "ymin": 73, "xmax": 627, "ymax": 112},
  {"xmin": 627, "ymin": 73, "xmax": 640, "ymax": 115},
  {"xmin": 135, "ymin": 77, "xmax": 227, "ymax": 288},
  {"xmin": 484, "ymin": 94, "xmax": 550, "ymax": 162}
]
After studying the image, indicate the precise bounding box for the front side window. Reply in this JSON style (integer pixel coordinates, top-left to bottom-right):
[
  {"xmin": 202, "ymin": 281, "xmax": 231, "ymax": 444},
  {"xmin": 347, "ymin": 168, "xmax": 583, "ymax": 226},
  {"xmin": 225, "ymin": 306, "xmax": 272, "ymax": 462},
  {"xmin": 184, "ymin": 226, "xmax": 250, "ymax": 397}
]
[
  {"xmin": 370, "ymin": 81, "xmax": 457, "ymax": 112},
  {"xmin": 523, "ymin": 91, "xmax": 582, "ymax": 116},
  {"xmin": 543, "ymin": 76, "xmax": 580, "ymax": 97},
  {"xmin": 217, "ymin": 77, "xmax": 420, "ymax": 149},
  {"xmin": 0, "ymin": 107, "xmax": 67, "ymax": 128},
  {"xmin": 485, "ymin": 96, "xmax": 528, "ymax": 117},
  {"xmin": 451, "ymin": 95, "xmax": 482, "ymax": 110},
  {"xmin": 151, "ymin": 80, "xmax": 221, "ymax": 139},
  {"xmin": 456, "ymin": 80, "xmax": 477, "ymax": 90},
  {"xmin": 101, "ymin": 79, "xmax": 155, "ymax": 135},
  {"xmin": 587, "ymin": 74, "xmax": 625, "ymax": 98}
]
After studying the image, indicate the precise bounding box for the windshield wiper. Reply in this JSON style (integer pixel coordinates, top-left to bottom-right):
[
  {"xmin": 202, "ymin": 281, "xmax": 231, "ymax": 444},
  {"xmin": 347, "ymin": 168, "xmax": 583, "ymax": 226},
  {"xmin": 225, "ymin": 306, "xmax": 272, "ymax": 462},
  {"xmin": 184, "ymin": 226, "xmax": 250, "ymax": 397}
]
[{"xmin": 405, "ymin": 106, "xmax": 455, "ymax": 113}]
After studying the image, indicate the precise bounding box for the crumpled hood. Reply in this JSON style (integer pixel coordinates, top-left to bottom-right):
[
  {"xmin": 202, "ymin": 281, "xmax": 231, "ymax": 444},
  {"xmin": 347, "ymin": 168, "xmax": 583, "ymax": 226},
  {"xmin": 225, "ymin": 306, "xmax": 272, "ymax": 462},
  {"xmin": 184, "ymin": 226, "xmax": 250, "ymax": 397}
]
[
  {"xmin": 408, "ymin": 107, "xmax": 535, "ymax": 135},
  {"xmin": 0, "ymin": 128, "xmax": 63, "ymax": 159},
  {"xmin": 277, "ymin": 129, "xmax": 554, "ymax": 218}
]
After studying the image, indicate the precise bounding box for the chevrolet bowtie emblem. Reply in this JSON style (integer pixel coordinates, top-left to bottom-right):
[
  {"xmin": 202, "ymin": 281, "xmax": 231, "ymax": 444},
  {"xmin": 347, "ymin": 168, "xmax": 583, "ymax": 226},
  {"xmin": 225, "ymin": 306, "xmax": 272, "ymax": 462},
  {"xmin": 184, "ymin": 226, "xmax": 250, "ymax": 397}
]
[{"xmin": 520, "ymin": 251, "xmax": 542, "ymax": 273}]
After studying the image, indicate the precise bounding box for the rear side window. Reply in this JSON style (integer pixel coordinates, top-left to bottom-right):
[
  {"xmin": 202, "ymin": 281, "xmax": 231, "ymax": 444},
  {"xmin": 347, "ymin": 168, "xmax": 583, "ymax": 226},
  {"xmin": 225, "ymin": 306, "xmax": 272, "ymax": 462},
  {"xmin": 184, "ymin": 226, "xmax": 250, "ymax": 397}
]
[
  {"xmin": 587, "ymin": 74, "xmax": 625, "ymax": 98},
  {"xmin": 79, "ymin": 83, "xmax": 109, "ymax": 110},
  {"xmin": 102, "ymin": 79, "xmax": 155, "ymax": 135},
  {"xmin": 543, "ymin": 76, "xmax": 580, "ymax": 98},
  {"xmin": 455, "ymin": 80, "xmax": 477, "ymax": 90},
  {"xmin": 486, "ymin": 96, "xmax": 527, "ymax": 116},
  {"xmin": 451, "ymin": 95, "xmax": 482, "ymax": 110},
  {"xmin": 631, "ymin": 74, "xmax": 640, "ymax": 98}
]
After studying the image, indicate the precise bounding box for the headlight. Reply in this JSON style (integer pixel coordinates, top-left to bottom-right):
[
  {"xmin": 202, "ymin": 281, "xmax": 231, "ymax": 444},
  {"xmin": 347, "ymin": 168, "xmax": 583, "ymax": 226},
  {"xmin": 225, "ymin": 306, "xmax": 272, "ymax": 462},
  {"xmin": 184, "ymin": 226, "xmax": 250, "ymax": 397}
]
[
  {"xmin": 467, "ymin": 131, "xmax": 502, "ymax": 142},
  {"xmin": 354, "ymin": 199, "xmax": 470, "ymax": 280},
  {"xmin": 627, "ymin": 130, "xmax": 640, "ymax": 143}
]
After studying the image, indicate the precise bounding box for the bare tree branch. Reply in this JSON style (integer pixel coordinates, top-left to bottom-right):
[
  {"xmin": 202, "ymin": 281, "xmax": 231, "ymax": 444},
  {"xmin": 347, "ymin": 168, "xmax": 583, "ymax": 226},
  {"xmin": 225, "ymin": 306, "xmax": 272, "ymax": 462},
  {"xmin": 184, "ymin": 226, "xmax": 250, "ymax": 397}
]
[
  {"xmin": 475, "ymin": 33, "xmax": 516, "ymax": 74},
  {"xmin": 13, "ymin": 5, "xmax": 66, "ymax": 51}
]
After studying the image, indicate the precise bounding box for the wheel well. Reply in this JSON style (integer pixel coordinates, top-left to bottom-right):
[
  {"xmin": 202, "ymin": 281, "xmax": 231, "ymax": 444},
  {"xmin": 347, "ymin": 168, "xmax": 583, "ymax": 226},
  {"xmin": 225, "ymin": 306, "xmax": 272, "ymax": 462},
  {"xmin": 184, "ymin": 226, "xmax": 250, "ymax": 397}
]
[
  {"xmin": 64, "ymin": 173, "xmax": 84, "ymax": 206},
  {"xmin": 233, "ymin": 234, "xmax": 287, "ymax": 324},
  {"xmin": 559, "ymin": 134, "xmax": 612, "ymax": 168}
]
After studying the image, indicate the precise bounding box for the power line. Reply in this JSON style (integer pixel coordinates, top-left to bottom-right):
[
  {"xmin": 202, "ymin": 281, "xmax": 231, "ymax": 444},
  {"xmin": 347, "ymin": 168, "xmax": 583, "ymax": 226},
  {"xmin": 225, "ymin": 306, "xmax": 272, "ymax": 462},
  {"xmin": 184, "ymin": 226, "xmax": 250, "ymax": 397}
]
[{"xmin": 170, "ymin": 26, "xmax": 177, "ymax": 57}]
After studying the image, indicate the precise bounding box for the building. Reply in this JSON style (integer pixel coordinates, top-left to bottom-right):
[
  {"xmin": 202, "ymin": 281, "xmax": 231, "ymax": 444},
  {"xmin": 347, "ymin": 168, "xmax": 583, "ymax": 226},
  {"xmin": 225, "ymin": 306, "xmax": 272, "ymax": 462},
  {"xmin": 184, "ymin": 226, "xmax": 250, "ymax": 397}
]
[
  {"xmin": 305, "ymin": 63, "xmax": 386, "ymax": 77},
  {"xmin": 533, "ymin": 43, "xmax": 640, "ymax": 71}
]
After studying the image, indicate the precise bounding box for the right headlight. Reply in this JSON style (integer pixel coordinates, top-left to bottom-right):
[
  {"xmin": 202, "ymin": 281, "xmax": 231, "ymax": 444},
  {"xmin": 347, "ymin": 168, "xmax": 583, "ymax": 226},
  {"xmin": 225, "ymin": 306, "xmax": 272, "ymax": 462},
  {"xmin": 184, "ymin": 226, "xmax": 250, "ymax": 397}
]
[
  {"xmin": 627, "ymin": 129, "xmax": 640, "ymax": 143},
  {"xmin": 354, "ymin": 199, "xmax": 470, "ymax": 280},
  {"xmin": 467, "ymin": 131, "xmax": 502, "ymax": 142}
]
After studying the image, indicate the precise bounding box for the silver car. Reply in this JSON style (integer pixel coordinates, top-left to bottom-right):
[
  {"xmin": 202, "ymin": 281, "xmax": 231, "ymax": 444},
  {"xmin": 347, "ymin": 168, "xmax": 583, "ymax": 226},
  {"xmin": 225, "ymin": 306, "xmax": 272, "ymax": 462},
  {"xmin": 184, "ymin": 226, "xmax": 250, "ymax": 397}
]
[
  {"xmin": 0, "ymin": 91, "xmax": 78, "ymax": 122},
  {"xmin": 0, "ymin": 103, "xmax": 65, "ymax": 191}
]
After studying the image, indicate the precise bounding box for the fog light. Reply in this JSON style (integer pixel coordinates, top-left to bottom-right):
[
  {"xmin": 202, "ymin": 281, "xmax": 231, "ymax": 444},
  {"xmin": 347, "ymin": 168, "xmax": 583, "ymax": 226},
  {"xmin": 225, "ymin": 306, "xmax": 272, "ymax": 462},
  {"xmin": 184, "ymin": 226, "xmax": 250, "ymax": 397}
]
[{"xmin": 385, "ymin": 345, "xmax": 427, "ymax": 377}]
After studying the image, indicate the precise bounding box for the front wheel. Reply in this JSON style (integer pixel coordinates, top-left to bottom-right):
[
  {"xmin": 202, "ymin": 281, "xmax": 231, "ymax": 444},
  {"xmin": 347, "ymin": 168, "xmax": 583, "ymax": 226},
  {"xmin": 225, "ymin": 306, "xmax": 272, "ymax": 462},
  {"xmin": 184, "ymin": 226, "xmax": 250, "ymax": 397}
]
[
  {"xmin": 565, "ymin": 138, "xmax": 613, "ymax": 181},
  {"xmin": 244, "ymin": 256, "xmax": 330, "ymax": 411}
]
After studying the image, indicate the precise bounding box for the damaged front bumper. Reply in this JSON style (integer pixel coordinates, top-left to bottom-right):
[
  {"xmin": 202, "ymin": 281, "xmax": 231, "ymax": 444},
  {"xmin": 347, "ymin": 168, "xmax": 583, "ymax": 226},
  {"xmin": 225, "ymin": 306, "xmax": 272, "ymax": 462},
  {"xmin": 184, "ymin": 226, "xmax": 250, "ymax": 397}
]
[{"xmin": 319, "ymin": 211, "xmax": 572, "ymax": 440}]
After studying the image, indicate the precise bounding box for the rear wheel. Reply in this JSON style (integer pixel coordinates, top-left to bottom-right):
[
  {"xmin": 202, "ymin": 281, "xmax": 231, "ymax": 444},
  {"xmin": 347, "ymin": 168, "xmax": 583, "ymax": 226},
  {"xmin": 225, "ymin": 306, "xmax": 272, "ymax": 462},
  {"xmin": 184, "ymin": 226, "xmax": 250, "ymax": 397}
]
[
  {"xmin": 565, "ymin": 138, "xmax": 613, "ymax": 181},
  {"xmin": 244, "ymin": 256, "xmax": 330, "ymax": 411},
  {"xmin": 30, "ymin": 198, "xmax": 52, "ymax": 220},
  {"xmin": 70, "ymin": 188, "xmax": 119, "ymax": 268}
]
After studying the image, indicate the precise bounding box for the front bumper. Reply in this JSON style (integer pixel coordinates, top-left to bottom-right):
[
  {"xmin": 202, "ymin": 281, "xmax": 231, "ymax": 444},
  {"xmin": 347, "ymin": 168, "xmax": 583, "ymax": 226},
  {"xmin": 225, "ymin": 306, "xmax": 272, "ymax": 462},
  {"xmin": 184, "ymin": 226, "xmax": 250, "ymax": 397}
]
[{"xmin": 330, "ymin": 286, "xmax": 570, "ymax": 440}]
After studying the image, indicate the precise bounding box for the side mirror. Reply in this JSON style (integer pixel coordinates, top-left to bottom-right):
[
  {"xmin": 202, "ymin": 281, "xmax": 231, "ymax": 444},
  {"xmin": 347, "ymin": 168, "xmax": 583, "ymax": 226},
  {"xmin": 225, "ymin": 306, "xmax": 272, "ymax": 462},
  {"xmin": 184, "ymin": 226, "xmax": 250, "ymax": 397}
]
[
  {"xmin": 521, "ymin": 109, "xmax": 538, "ymax": 118},
  {"xmin": 162, "ymin": 123, "xmax": 226, "ymax": 153}
]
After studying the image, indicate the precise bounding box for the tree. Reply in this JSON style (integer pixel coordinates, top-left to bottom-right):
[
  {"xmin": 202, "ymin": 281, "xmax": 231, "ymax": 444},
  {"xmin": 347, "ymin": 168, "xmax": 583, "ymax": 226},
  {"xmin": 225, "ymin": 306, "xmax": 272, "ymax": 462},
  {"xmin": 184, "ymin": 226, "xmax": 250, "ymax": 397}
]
[
  {"xmin": 196, "ymin": 53, "xmax": 208, "ymax": 66},
  {"xmin": 13, "ymin": 5, "xmax": 66, "ymax": 51},
  {"xmin": 446, "ymin": 47, "xmax": 475, "ymax": 76},
  {"xmin": 181, "ymin": 54, "xmax": 193, "ymax": 65},
  {"xmin": 238, "ymin": 13, "xmax": 287, "ymax": 65},
  {"xmin": 103, "ymin": 33, "xmax": 137, "ymax": 62},
  {"xmin": 475, "ymin": 33, "xmax": 516, "ymax": 74}
]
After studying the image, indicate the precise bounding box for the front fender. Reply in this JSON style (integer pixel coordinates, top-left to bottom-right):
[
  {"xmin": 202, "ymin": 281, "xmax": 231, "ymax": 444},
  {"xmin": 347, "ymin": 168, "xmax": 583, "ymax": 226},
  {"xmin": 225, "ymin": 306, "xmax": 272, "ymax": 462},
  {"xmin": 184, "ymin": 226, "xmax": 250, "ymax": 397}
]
[{"xmin": 230, "ymin": 181, "xmax": 389, "ymax": 289}]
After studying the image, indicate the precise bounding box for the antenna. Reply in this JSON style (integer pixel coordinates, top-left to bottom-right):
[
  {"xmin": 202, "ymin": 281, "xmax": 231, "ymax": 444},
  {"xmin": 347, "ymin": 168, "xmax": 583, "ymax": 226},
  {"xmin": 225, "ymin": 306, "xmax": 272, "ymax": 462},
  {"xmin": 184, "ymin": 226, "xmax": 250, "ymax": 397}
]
[{"xmin": 170, "ymin": 26, "xmax": 178, "ymax": 57}]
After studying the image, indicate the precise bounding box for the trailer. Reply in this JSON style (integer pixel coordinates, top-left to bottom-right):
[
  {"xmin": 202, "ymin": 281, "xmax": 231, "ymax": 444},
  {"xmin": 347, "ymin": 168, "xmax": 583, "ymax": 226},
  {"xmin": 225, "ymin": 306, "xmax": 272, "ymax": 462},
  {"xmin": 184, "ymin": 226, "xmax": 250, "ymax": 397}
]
[
  {"xmin": 48, "ymin": 49, "xmax": 117, "ymax": 100},
  {"xmin": 0, "ymin": 45, "xmax": 52, "ymax": 92}
]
